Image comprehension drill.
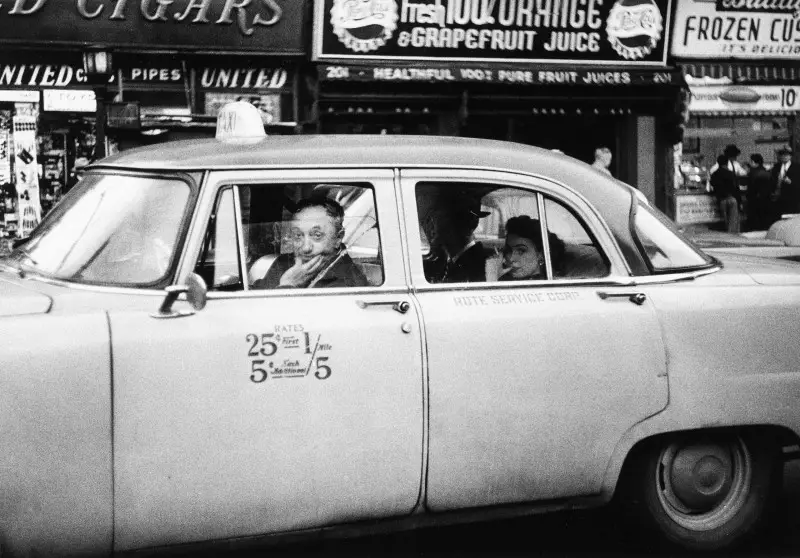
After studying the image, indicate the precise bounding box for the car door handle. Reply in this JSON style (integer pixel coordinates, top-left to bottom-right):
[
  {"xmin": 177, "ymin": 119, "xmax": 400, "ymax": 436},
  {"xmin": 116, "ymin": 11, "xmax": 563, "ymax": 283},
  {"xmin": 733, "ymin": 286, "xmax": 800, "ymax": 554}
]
[
  {"xmin": 597, "ymin": 291, "xmax": 647, "ymax": 305},
  {"xmin": 356, "ymin": 300, "xmax": 411, "ymax": 314}
]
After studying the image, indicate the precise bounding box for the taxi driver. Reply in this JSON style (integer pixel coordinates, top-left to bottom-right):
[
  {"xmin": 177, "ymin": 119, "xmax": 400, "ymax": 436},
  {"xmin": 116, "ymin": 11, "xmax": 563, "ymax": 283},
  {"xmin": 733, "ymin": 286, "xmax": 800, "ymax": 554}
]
[{"xmin": 254, "ymin": 198, "xmax": 368, "ymax": 289}]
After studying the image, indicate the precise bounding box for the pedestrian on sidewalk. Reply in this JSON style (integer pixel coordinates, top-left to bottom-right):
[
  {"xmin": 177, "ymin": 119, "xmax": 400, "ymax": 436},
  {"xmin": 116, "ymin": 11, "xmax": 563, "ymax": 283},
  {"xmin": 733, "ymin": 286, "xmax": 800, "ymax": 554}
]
[
  {"xmin": 711, "ymin": 154, "xmax": 741, "ymax": 233},
  {"xmin": 770, "ymin": 145, "xmax": 800, "ymax": 219},
  {"xmin": 747, "ymin": 153, "xmax": 773, "ymax": 230},
  {"xmin": 591, "ymin": 146, "xmax": 612, "ymax": 176}
]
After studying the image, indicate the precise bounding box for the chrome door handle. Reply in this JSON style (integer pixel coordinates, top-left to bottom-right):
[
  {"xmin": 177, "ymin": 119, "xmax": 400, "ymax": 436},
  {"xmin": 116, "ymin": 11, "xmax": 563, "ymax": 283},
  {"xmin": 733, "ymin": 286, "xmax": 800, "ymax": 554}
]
[
  {"xmin": 356, "ymin": 300, "xmax": 410, "ymax": 314},
  {"xmin": 597, "ymin": 292, "xmax": 647, "ymax": 305}
]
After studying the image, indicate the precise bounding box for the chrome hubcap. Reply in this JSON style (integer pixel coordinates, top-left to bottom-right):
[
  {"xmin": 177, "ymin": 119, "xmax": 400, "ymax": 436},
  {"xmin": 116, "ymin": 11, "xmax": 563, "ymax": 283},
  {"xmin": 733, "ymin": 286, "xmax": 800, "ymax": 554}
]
[{"xmin": 656, "ymin": 436, "xmax": 751, "ymax": 530}]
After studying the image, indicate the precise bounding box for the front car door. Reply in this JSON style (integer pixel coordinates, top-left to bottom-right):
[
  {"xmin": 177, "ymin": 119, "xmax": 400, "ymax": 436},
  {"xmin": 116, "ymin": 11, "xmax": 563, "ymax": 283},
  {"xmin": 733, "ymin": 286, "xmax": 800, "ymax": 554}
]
[
  {"xmin": 399, "ymin": 169, "xmax": 669, "ymax": 511},
  {"xmin": 109, "ymin": 169, "xmax": 424, "ymax": 551}
]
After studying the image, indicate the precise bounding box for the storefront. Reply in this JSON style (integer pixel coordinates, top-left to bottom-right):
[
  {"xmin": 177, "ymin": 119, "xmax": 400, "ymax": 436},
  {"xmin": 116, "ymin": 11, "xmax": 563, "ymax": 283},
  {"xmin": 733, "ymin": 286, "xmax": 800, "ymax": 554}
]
[
  {"xmin": 0, "ymin": 0, "xmax": 306, "ymax": 244},
  {"xmin": 311, "ymin": 0, "xmax": 683, "ymax": 212},
  {"xmin": 671, "ymin": 0, "xmax": 800, "ymax": 229}
]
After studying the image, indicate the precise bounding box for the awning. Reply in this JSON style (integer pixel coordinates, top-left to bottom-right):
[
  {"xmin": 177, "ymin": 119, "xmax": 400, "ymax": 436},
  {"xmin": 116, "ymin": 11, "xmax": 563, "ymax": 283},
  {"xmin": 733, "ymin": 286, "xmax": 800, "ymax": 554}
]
[
  {"xmin": 681, "ymin": 63, "xmax": 800, "ymax": 84},
  {"xmin": 688, "ymin": 84, "xmax": 800, "ymax": 116}
]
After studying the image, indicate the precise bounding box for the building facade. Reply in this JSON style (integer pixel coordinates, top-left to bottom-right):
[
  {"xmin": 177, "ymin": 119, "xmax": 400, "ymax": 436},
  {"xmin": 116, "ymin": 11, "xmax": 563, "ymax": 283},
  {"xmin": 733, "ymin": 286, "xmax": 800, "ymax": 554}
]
[
  {"xmin": 310, "ymin": 0, "xmax": 683, "ymax": 213},
  {"xmin": 0, "ymin": 0, "xmax": 307, "ymax": 241},
  {"xmin": 671, "ymin": 0, "xmax": 800, "ymax": 229}
]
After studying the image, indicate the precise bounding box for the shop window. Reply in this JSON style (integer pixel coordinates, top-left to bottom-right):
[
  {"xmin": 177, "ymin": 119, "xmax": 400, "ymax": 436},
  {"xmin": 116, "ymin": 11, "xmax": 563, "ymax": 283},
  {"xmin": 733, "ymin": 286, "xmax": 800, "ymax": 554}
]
[{"xmin": 196, "ymin": 182, "xmax": 383, "ymax": 291}]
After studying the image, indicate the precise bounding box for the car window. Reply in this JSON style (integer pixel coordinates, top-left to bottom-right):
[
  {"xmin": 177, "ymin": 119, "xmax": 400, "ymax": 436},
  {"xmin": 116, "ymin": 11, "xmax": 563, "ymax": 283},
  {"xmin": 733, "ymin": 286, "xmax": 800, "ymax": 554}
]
[
  {"xmin": 196, "ymin": 188, "xmax": 243, "ymax": 291},
  {"xmin": 195, "ymin": 182, "xmax": 383, "ymax": 291},
  {"xmin": 544, "ymin": 198, "xmax": 610, "ymax": 279},
  {"xmin": 634, "ymin": 201, "xmax": 713, "ymax": 272},
  {"xmin": 8, "ymin": 173, "xmax": 191, "ymax": 287},
  {"xmin": 416, "ymin": 182, "xmax": 609, "ymax": 284}
]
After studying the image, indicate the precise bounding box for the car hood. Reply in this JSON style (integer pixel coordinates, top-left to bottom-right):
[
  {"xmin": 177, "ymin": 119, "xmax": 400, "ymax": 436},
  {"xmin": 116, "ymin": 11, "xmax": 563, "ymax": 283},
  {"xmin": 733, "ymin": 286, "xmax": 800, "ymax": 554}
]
[
  {"xmin": 713, "ymin": 252, "xmax": 800, "ymax": 285},
  {"xmin": 0, "ymin": 275, "xmax": 53, "ymax": 316}
]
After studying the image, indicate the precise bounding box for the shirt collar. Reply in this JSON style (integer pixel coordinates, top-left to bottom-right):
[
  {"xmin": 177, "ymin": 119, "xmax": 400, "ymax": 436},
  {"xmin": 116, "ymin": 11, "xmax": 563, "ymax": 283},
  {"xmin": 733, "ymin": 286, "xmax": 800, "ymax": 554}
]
[{"xmin": 450, "ymin": 240, "xmax": 477, "ymax": 264}]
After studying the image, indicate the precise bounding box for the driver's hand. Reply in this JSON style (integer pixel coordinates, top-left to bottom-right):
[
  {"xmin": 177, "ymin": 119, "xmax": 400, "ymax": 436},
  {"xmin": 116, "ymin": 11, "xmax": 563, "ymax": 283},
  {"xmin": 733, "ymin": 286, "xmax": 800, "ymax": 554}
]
[{"xmin": 279, "ymin": 255, "xmax": 327, "ymax": 287}]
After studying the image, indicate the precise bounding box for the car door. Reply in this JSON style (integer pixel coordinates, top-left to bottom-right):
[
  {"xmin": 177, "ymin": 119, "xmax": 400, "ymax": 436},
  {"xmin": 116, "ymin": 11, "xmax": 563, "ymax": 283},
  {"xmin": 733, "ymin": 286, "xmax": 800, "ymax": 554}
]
[
  {"xmin": 400, "ymin": 169, "xmax": 669, "ymax": 511},
  {"xmin": 109, "ymin": 169, "xmax": 424, "ymax": 551}
]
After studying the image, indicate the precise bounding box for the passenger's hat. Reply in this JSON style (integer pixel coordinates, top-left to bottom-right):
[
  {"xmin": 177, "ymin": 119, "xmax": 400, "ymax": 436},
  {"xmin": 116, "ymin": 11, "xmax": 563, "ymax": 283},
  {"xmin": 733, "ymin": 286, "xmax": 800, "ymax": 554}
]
[
  {"xmin": 723, "ymin": 144, "xmax": 741, "ymax": 157},
  {"xmin": 450, "ymin": 195, "xmax": 490, "ymax": 219},
  {"xmin": 778, "ymin": 145, "xmax": 793, "ymax": 155}
]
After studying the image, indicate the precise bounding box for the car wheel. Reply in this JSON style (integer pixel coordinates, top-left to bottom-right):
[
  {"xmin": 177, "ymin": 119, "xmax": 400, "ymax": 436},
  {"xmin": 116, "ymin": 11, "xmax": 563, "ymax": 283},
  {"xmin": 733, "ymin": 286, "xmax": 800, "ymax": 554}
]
[{"xmin": 634, "ymin": 432, "xmax": 781, "ymax": 552}]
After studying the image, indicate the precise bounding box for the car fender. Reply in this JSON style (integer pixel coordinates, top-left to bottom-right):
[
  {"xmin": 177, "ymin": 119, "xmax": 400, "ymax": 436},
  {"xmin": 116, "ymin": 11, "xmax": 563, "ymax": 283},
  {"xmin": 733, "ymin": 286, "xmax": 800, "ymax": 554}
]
[
  {"xmin": 601, "ymin": 280, "xmax": 800, "ymax": 498},
  {"xmin": 0, "ymin": 312, "xmax": 112, "ymax": 557}
]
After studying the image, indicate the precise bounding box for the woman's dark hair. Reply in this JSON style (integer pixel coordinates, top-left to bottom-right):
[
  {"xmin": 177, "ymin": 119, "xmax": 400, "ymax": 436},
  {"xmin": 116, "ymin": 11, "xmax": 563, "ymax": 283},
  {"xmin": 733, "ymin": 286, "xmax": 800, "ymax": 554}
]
[{"xmin": 505, "ymin": 215, "xmax": 566, "ymax": 272}]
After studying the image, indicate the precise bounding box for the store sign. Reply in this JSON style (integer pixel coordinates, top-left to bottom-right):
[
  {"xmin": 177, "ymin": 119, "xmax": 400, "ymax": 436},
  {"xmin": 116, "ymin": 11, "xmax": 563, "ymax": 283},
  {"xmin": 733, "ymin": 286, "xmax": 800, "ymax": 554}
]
[
  {"xmin": 672, "ymin": 0, "xmax": 800, "ymax": 59},
  {"xmin": 0, "ymin": 0, "xmax": 303, "ymax": 54},
  {"xmin": 313, "ymin": 0, "xmax": 671, "ymax": 65},
  {"xmin": 675, "ymin": 194, "xmax": 722, "ymax": 225},
  {"xmin": 43, "ymin": 89, "xmax": 95, "ymax": 112},
  {"xmin": 321, "ymin": 64, "xmax": 679, "ymax": 85},
  {"xmin": 0, "ymin": 64, "xmax": 92, "ymax": 87},
  {"xmin": 689, "ymin": 85, "xmax": 800, "ymax": 113},
  {"xmin": 199, "ymin": 67, "xmax": 290, "ymax": 90},
  {"xmin": 125, "ymin": 67, "xmax": 184, "ymax": 84},
  {"xmin": 0, "ymin": 90, "xmax": 38, "ymax": 102}
]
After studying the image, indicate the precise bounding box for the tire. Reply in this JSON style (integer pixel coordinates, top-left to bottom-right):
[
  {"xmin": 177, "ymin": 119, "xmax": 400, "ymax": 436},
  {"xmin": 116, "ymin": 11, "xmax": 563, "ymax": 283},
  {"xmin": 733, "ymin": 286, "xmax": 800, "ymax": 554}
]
[{"xmin": 631, "ymin": 431, "xmax": 782, "ymax": 552}]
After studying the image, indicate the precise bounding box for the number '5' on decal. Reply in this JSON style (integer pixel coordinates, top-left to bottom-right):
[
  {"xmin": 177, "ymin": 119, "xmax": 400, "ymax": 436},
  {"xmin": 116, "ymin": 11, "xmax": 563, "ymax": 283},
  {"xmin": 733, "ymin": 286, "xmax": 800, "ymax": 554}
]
[
  {"xmin": 315, "ymin": 356, "xmax": 331, "ymax": 380},
  {"xmin": 251, "ymin": 360, "xmax": 268, "ymax": 383}
]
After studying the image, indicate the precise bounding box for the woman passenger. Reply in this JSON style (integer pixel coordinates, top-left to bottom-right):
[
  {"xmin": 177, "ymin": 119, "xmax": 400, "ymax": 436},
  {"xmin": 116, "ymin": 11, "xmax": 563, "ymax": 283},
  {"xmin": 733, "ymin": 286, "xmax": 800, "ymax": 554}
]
[{"xmin": 500, "ymin": 216, "xmax": 565, "ymax": 280}]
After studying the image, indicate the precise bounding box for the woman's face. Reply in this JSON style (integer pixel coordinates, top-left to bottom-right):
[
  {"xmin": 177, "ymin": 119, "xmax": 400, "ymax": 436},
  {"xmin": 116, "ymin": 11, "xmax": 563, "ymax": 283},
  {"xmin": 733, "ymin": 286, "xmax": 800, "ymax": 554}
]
[{"xmin": 503, "ymin": 233, "xmax": 541, "ymax": 279}]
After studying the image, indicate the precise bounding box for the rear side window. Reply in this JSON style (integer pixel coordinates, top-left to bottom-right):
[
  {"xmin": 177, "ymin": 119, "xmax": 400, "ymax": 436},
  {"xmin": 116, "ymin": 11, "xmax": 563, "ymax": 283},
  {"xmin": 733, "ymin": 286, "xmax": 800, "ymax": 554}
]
[
  {"xmin": 543, "ymin": 198, "xmax": 609, "ymax": 279},
  {"xmin": 634, "ymin": 201, "xmax": 713, "ymax": 272},
  {"xmin": 414, "ymin": 181, "xmax": 609, "ymax": 283}
]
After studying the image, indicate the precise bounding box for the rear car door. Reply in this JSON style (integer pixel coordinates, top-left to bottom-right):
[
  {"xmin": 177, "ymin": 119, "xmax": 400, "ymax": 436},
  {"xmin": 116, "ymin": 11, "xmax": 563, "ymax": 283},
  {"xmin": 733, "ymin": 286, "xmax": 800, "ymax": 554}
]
[
  {"xmin": 400, "ymin": 169, "xmax": 669, "ymax": 511},
  {"xmin": 109, "ymin": 169, "xmax": 424, "ymax": 551}
]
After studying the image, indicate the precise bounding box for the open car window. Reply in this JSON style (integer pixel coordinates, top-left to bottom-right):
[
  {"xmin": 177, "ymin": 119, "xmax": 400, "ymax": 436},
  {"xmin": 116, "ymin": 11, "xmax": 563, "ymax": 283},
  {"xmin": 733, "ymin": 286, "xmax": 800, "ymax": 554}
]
[
  {"xmin": 415, "ymin": 181, "xmax": 609, "ymax": 284},
  {"xmin": 195, "ymin": 182, "xmax": 384, "ymax": 291}
]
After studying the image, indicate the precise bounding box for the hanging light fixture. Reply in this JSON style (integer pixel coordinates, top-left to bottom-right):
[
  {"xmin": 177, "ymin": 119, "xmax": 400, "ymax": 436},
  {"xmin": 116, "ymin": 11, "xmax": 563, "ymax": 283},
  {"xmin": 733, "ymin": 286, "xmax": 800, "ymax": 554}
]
[
  {"xmin": 82, "ymin": 47, "xmax": 114, "ymax": 159},
  {"xmin": 82, "ymin": 48, "xmax": 114, "ymax": 85}
]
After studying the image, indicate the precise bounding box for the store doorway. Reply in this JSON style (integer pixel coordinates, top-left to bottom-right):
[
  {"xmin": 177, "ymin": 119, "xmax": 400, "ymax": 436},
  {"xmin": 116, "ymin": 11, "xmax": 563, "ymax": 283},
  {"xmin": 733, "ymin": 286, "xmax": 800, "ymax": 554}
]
[{"xmin": 462, "ymin": 113, "xmax": 622, "ymax": 176}]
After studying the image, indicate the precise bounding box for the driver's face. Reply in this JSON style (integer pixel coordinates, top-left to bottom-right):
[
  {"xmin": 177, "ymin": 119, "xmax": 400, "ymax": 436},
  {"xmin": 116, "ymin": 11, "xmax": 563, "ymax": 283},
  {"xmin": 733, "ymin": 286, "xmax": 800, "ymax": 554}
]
[{"xmin": 290, "ymin": 206, "xmax": 341, "ymax": 263}]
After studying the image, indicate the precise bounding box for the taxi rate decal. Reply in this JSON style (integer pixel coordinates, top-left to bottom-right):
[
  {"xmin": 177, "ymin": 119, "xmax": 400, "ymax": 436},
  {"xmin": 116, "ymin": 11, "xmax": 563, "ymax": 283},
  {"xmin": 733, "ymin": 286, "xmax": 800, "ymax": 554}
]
[{"xmin": 245, "ymin": 324, "xmax": 332, "ymax": 383}]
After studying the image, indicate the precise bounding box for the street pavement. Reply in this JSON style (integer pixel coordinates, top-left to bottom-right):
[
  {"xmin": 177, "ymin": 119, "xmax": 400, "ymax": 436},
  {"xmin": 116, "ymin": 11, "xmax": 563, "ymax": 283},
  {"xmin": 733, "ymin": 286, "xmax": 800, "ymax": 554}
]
[{"xmin": 205, "ymin": 460, "xmax": 800, "ymax": 558}]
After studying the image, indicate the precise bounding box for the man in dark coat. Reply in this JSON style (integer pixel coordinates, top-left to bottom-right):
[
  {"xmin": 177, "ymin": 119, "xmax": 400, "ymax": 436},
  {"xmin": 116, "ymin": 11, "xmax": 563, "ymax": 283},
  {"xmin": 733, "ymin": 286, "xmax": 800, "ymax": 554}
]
[
  {"xmin": 253, "ymin": 197, "xmax": 368, "ymax": 289},
  {"xmin": 710, "ymin": 154, "xmax": 741, "ymax": 233},
  {"xmin": 770, "ymin": 145, "xmax": 800, "ymax": 218},
  {"xmin": 422, "ymin": 194, "xmax": 489, "ymax": 284},
  {"xmin": 746, "ymin": 153, "xmax": 774, "ymax": 230}
]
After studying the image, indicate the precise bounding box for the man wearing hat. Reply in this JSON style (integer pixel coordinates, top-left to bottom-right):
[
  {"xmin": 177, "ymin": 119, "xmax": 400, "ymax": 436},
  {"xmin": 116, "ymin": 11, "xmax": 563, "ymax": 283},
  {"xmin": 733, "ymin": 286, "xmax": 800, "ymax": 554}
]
[
  {"xmin": 770, "ymin": 145, "xmax": 800, "ymax": 217},
  {"xmin": 422, "ymin": 194, "xmax": 490, "ymax": 283}
]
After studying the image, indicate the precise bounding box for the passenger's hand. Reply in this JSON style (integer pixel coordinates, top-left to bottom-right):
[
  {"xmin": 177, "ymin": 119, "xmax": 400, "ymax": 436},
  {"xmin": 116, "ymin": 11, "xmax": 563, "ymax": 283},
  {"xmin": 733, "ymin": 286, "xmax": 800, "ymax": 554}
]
[{"xmin": 279, "ymin": 255, "xmax": 327, "ymax": 287}]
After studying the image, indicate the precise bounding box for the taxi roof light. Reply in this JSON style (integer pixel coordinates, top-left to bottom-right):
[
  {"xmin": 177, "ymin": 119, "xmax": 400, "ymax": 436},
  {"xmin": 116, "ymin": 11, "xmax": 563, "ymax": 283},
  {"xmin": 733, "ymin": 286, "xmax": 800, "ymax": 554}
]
[{"xmin": 215, "ymin": 101, "xmax": 267, "ymax": 144}]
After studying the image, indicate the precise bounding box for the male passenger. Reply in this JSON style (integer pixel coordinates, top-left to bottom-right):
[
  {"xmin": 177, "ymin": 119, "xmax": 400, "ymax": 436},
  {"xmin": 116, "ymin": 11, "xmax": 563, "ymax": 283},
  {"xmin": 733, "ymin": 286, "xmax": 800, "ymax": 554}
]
[
  {"xmin": 422, "ymin": 195, "xmax": 489, "ymax": 283},
  {"xmin": 254, "ymin": 197, "xmax": 368, "ymax": 289}
]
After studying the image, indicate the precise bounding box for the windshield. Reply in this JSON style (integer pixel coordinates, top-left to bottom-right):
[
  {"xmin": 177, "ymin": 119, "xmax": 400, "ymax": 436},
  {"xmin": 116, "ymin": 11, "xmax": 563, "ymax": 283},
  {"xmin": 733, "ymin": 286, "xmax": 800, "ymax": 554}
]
[
  {"xmin": 634, "ymin": 201, "xmax": 714, "ymax": 272},
  {"xmin": 6, "ymin": 173, "xmax": 192, "ymax": 287}
]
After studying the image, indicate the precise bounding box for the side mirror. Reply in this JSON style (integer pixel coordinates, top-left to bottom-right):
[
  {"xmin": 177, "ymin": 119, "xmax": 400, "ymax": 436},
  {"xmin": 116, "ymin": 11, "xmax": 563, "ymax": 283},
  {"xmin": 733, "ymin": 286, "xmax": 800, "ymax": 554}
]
[{"xmin": 151, "ymin": 273, "xmax": 208, "ymax": 319}]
